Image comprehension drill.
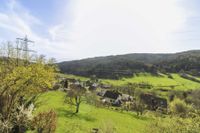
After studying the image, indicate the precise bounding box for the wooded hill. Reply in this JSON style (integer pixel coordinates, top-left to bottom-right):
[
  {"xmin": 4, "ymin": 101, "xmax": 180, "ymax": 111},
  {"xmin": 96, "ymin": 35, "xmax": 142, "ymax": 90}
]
[{"xmin": 58, "ymin": 50, "xmax": 200, "ymax": 79}]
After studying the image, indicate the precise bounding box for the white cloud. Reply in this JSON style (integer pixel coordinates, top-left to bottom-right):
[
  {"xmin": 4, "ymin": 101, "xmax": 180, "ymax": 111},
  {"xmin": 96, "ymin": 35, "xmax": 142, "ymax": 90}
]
[
  {"xmin": 0, "ymin": 0, "xmax": 192, "ymax": 61},
  {"xmin": 51, "ymin": 0, "xmax": 189, "ymax": 60}
]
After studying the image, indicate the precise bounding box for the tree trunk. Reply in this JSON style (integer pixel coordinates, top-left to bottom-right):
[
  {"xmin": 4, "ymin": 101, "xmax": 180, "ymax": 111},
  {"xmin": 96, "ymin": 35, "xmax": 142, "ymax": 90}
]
[{"xmin": 75, "ymin": 103, "xmax": 80, "ymax": 113}]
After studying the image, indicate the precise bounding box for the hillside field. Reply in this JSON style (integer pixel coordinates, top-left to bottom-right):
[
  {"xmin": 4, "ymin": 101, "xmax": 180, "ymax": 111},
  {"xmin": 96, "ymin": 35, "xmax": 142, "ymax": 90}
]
[
  {"xmin": 62, "ymin": 73, "xmax": 200, "ymax": 91},
  {"xmin": 40, "ymin": 73, "xmax": 200, "ymax": 132},
  {"xmin": 33, "ymin": 91, "xmax": 151, "ymax": 133}
]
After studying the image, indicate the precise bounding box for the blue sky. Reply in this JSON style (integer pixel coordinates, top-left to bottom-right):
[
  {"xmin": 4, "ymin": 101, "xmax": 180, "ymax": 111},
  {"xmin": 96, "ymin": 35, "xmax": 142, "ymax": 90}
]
[{"xmin": 0, "ymin": 0, "xmax": 200, "ymax": 61}]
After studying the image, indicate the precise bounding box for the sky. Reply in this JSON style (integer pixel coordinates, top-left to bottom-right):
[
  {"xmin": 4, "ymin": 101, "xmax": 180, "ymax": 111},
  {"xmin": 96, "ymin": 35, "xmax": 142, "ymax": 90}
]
[{"xmin": 0, "ymin": 0, "xmax": 200, "ymax": 61}]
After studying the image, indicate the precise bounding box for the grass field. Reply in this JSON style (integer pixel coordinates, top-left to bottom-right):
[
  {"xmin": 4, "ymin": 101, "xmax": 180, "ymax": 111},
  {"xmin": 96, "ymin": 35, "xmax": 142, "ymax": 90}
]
[
  {"xmin": 102, "ymin": 73, "xmax": 200, "ymax": 91},
  {"xmin": 62, "ymin": 73, "xmax": 200, "ymax": 91},
  {"xmin": 34, "ymin": 91, "xmax": 151, "ymax": 133}
]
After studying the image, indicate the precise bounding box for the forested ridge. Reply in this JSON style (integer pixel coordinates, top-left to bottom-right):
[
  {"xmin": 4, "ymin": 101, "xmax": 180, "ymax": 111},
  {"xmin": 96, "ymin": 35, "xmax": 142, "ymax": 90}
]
[{"xmin": 58, "ymin": 50, "xmax": 200, "ymax": 79}]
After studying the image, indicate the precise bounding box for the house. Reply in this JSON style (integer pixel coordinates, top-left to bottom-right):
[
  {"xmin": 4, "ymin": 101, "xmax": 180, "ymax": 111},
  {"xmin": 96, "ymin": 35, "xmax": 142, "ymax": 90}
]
[
  {"xmin": 119, "ymin": 94, "xmax": 134, "ymax": 102},
  {"xmin": 103, "ymin": 90, "xmax": 122, "ymax": 100},
  {"xmin": 140, "ymin": 93, "xmax": 167, "ymax": 110},
  {"xmin": 98, "ymin": 90, "xmax": 133, "ymax": 107},
  {"xmin": 88, "ymin": 83, "xmax": 99, "ymax": 91},
  {"xmin": 97, "ymin": 90, "xmax": 122, "ymax": 106}
]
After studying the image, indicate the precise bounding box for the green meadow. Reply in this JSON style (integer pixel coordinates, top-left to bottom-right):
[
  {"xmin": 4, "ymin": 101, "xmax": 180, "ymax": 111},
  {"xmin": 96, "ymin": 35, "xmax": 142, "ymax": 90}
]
[
  {"xmin": 30, "ymin": 74, "xmax": 200, "ymax": 133},
  {"xmin": 63, "ymin": 73, "xmax": 200, "ymax": 91},
  {"xmin": 34, "ymin": 91, "xmax": 151, "ymax": 133}
]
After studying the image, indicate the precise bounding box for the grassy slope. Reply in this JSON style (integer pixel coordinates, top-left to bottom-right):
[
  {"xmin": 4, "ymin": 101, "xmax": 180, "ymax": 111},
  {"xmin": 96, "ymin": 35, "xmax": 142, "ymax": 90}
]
[
  {"xmin": 102, "ymin": 73, "xmax": 200, "ymax": 90},
  {"xmin": 61, "ymin": 73, "xmax": 200, "ymax": 91},
  {"xmin": 33, "ymin": 74, "xmax": 200, "ymax": 132},
  {"xmin": 34, "ymin": 91, "xmax": 150, "ymax": 133}
]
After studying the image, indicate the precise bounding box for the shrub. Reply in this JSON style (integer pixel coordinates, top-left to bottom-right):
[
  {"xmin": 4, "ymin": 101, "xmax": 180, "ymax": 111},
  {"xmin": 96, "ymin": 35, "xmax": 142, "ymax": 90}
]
[
  {"xmin": 12, "ymin": 104, "xmax": 34, "ymax": 133},
  {"xmin": 186, "ymin": 89, "xmax": 200, "ymax": 109},
  {"xmin": 170, "ymin": 99, "xmax": 192, "ymax": 117},
  {"xmin": 146, "ymin": 116, "xmax": 200, "ymax": 133},
  {"xmin": 0, "ymin": 104, "xmax": 34, "ymax": 133},
  {"xmin": 0, "ymin": 118, "xmax": 13, "ymax": 133},
  {"xmin": 32, "ymin": 110, "xmax": 57, "ymax": 133},
  {"xmin": 85, "ymin": 92, "xmax": 101, "ymax": 107},
  {"xmin": 133, "ymin": 100, "xmax": 146, "ymax": 116}
]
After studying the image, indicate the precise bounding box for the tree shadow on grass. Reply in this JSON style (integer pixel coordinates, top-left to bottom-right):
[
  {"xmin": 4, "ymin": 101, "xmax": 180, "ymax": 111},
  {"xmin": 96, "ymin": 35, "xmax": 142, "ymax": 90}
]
[{"xmin": 57, "ymin": 108, "xmax": 97, "ymax": 122}]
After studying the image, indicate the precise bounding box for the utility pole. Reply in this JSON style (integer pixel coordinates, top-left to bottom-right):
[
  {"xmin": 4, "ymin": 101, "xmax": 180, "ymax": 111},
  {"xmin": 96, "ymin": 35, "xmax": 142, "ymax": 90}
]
[{"xmin": 16, "ymin": 35, "xmax": 36, "ymax": 65}]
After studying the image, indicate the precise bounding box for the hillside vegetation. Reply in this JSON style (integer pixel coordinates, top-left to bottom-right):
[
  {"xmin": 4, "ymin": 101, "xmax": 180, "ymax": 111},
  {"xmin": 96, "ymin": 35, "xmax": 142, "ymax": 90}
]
[
  {"xmin": 102, "ymin": 73, "xmax": 200, "ymax": 90},
  {"xmin": 63, "ymin": 73, "xmax": 200, "ymax": 91},
  {"xmin": 58, "ymin": 50, "xmax": 200, "ymax": 79}
]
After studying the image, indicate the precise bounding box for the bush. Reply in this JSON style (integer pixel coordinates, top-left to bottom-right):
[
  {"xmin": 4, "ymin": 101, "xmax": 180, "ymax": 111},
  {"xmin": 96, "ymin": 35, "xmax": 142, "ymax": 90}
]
[
  {"xmin": 186, "ymin": 89, "xmax": 200, "ymax": 109},
  {"xmin": 132, "ymin": 100, "xmax": 146, "ymax": 116},
  {"xmin": 32, "ymin": 110, "xmax": 57, "ymax": 133},
  {"xmin": 146, "ymin": 116, "xmax": 200, "ymax": 133},
  {"xmin": 85, "ymin": 92, "xmax": 101, "ymax": 107},
  {"xmin": 170, "ymin": 99, "xmax": 192, "ymax": 117},
  {"xmin": 0, "ymin": 104, "xmax": 34, "ymax": 133},
  {"xmin": 12, "ymin": 104, "xmax": 34, "ymax": 133},
  {"xmin": 0, "ymin": 118, "xmax": 13, "ymax": 133}
]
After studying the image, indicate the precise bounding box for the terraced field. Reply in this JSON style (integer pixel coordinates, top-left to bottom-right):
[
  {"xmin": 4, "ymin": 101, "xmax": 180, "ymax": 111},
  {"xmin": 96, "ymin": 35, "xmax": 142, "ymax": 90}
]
[{"xmin": 62, "ymin": 73, "xmax": 200, "ymax": 91}]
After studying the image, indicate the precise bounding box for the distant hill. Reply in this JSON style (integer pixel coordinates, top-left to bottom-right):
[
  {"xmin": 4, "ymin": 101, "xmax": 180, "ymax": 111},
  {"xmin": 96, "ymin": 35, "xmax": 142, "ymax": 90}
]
[{"xmin": 58, "ymin": 50, "xmax": 200, "ymax": 79}]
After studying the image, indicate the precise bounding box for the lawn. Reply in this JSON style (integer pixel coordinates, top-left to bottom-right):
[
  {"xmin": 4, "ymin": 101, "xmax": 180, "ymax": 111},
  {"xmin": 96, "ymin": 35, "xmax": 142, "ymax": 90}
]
[{"xmin": 34, "ymin": 91, "xmax": 151, "ymax": 133}]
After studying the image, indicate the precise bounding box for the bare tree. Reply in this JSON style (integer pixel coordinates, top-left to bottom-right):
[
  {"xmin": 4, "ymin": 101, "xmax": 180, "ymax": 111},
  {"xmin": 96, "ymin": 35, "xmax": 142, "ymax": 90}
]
[{"xmin": 66, "ymin": 83, "xmax": 86, "ymax": 114}]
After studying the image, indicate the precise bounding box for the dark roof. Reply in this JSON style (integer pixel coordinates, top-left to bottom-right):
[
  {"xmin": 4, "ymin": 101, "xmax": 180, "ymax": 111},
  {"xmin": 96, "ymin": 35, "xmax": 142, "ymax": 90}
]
[{"xmin": 103, "ymin": 91, "xmax": 122, "ymax": 99}]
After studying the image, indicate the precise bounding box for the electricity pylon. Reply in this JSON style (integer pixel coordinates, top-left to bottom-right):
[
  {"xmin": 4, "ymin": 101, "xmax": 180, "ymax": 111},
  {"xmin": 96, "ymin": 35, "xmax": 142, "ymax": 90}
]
[{"xmin": 16, "ymin": 35, "xmax": 36, "ymax": 65}]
